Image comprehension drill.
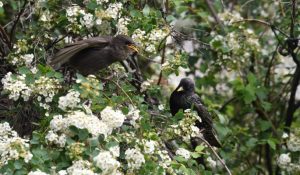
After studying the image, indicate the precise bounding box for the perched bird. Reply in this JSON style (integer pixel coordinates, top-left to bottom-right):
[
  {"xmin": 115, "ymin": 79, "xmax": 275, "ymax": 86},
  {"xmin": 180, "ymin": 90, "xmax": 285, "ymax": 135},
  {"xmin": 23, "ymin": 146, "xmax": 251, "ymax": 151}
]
[
  {"xmin": 170, "ymin": 78, "xmax": 221, "ymax": 147},
  {"xmin": 49, "ymin": 35, "xmax": 139, "ymax": 75}
]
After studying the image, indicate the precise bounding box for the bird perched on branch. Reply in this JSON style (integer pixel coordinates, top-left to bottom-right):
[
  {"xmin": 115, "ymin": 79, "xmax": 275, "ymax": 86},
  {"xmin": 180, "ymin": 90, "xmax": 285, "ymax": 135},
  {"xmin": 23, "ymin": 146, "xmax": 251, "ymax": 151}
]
[
  {"xmin": 170, "ymin": 78, "xmax": 221, "ymax": 147},
  {"xmin": 49, "ymin": 35, "xmax": 139, "ymax": 75}
]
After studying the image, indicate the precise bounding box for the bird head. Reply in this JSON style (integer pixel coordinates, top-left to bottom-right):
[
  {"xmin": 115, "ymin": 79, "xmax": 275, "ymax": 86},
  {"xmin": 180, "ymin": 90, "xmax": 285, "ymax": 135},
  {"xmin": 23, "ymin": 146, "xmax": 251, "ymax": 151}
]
[
  {"xmin": 112, "ymin": 35, "xmax": 139, "ymax": 54},
  {"xmin": 175, "ymin": 78, "xmax": 195, "ymax": 92}
]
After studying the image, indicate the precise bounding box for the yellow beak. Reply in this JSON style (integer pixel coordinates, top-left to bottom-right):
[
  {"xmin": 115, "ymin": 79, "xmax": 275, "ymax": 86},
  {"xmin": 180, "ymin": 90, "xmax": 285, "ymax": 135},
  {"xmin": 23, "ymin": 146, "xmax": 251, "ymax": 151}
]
[{"xmin": 127, "ymin": 44, "xmax": 139, "ymax": 53}]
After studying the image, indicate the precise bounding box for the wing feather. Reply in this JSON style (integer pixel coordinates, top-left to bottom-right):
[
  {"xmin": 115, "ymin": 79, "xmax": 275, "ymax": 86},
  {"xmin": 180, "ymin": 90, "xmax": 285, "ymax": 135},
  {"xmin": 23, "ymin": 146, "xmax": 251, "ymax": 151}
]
[{"xmin": 48, "ymin": 37, "xmax": 111, "ymax": 69}]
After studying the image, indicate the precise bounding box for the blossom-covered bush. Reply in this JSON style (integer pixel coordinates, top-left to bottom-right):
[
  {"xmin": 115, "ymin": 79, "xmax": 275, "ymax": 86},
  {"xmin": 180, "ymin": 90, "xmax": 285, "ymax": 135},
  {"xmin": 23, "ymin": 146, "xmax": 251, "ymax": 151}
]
[{"xmin": 0, "ymin": 0, "xmax": 300, "ymax": 174}]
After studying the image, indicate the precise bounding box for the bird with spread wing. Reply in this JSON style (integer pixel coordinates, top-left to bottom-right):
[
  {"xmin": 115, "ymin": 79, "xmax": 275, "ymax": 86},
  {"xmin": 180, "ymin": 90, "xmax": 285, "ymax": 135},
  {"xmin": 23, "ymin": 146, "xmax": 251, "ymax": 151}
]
[{"xmin": 48, "ymin": 35, "xmax": 139, "ymax": 75}]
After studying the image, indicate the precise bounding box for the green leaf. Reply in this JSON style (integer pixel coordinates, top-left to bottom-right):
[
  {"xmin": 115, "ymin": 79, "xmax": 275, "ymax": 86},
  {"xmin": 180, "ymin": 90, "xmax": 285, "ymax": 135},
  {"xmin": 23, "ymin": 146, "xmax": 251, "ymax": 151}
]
[
  {"xmin": 13, "ymin": 160, "xmax": 23, "ymax": 170},
  {"xmin": 78, "ymin": 128, "xmax": 89, "ymax": 141},
  {"xmin": 258, "ymin": 120, "xmax": 272, "ymax": 131},
  {"xmin": 246, "ymin": 138, "xmax": 258, "ymax": 148},
  {"xmin": 267, "ymin": 139, "xmax": 276, "ymax": 150},
  {"xmin": 142, "ymin": 5, "xmax": 150, "ymax": 16},
  {"xmin": 166, "ymin": 15, "xmax": 176, "ymax": 22},
  {"xmin": 195, "ymin": 145, "xmax": 205, "ymax": 153}
]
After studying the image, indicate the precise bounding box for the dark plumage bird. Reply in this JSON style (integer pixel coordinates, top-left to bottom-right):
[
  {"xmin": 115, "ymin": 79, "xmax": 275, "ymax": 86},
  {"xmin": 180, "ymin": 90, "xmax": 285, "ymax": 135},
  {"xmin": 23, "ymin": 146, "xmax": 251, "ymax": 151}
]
[
  {"xmin": 170, "ymin": 78, "xmax": 221, "ymax": 147},
  {"xmin": 49, "ymin": 35, "xmax": 138, "ymax": 75}
]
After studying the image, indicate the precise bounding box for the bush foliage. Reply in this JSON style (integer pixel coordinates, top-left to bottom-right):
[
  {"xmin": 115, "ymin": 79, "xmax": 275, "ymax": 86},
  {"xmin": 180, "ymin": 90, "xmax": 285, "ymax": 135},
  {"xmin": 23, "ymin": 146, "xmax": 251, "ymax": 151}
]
[{"xmin": 0, "ymin": 0, "xmax": 300, "ymax": 174}]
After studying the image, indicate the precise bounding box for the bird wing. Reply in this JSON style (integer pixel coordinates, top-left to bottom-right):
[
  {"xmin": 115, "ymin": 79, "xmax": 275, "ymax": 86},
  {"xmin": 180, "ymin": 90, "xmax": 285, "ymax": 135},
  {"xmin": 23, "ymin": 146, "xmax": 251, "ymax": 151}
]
[
  {"xmin": 48, "ymin": 36, "xmax": 112, "ymax": 69},
  {"xmin": 186, "ymin": 94, "xmax": 213, "ymax": 126},
  {"xmin": 170, "ymin": 91, "xmax": 183, "ymax": 116}
]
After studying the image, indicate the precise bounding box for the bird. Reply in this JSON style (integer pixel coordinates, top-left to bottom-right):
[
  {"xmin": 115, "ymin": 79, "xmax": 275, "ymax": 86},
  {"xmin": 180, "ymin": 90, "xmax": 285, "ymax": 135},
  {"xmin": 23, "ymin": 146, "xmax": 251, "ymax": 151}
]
[
  {"xmin": 169, "ymin": 78, "xmax": 221, "ymax": 147},
  {"xmin": 48, "ymin": 35, "xmax": 139, "ymax": 75}
]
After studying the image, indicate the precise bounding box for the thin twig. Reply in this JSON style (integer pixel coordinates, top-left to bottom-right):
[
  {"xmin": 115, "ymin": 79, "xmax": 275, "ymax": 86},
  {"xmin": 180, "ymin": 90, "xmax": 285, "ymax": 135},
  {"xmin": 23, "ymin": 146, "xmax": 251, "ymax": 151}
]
[
  {"xmin": 109, "ymin": 79, "xmax": 134, "ymax": 105},
  {"xmin": 232, "ymin": 19, "xmax": 289, "ymax": 38},
  {"xmin": 196, "ymin": 136, "xmax": 232, "ymax": 175},
  {"xmin": 204, "ymin": 0, "xmax": 224, "ymax": 31},
  {"xmin": 157, "ymin": 43, "xmax": 166, "ymax": 85},
  {"xmin": 264, "ymin": 44, "xmax": 280, "ymax": 86},
  {"xmin": 10, "ymin": 0, "xmax": 28, "ymax": 47}
]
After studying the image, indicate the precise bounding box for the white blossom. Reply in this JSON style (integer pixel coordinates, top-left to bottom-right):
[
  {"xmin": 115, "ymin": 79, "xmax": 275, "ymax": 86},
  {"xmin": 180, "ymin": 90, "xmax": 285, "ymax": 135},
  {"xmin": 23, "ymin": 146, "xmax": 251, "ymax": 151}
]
[
  {"xmin": 28, "ymin": 169, "xmax": 49, "ymax": 175},
  {"xmin": 80, "ymin": 13, "xmax": 94, "ymax": 28},
  {"xmin": 109, "ymin": 145, "xmax": 120, "ymax": 157},
  {"xmin": 105, "ymin": 3, "xmax": 122, "ymax": 19},
  {"xmin": 144, "ymin": 140, "xmax": 156, "ymax": 154},
  {"xmin": 0, "ymin": 1, "xmax": 3, "ymax": 8},
  {"xmin": 96, "ymin": 0, "xmax": 108, "ymax": 4},
  {"xmin": 93, "ymin": 151, "xmax": 120, "ymax": 174},
  {"xmin": 101, "ymin": 106, "xmax": 125, "ymax": 129},
  {"xmin": 126, "ymin": 106, "xmax": 140, "ymax": 127},
  {"xmin": 282, "ymin": 133, "xmax": 289, "ymax": 139},
  {"xmin": 207, "ymin": 157, "xmax": 217, "ymax": 169},
  {"xmin": 125, "ymin": 148, "xmax": 145, "ymax": 170},
  {"xmin": 49, "ymin": 111, "xmax": 111, "ymax": 137},
  {"xmin": 287, "ymin": 133, "xmax": 300, "ymax": 152},
  {"xmin": 176, "ymin": 148, "xmax": 191, "ymax": 159},
  {"xmin": 66, "ymin": 160, "xmax": 97, "ymax": 175},
  {"xmin": 58, "ymin": 90, "xmax": 81, "ymax": 111},
  {"xmin": 0, "ymin": 122, "xmax": 32, "ymax": 166},
  {"xmin": 1, "ymin": 72, "xmax": 32, "ymax": 101},
  {"xmin": 277, "ymin": 153, "xmax": 291, "ymax": 168},
  {"xmin": 117, "ymin": 17, "xmax": 130, "ymax": 35}
]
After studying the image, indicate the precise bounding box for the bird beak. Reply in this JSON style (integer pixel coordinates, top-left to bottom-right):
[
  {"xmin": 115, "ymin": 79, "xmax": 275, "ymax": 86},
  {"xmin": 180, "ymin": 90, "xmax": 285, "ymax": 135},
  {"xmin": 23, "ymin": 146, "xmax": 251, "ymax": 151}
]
[
  {"xmin": 127, "ymin": 44, "xmax": 139, "ymax": 53},
  {"xmin": 174, "ymin": 83, "xmax": 182, "ymax": 91}
]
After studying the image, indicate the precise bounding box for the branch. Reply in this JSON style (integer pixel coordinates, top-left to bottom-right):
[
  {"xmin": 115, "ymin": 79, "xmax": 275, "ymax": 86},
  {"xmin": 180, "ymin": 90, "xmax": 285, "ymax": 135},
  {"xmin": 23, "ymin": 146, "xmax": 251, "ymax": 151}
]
[
  {"xmin": 204, "ymin": 0, "xmax": 225, "ymax": 31},
  {"xmin": 264, "ymin": 44, "xmax": 280, "ymax": 86},
  {"xmin": 196, "ymin": 136, "xmax": 232, "ymax": 175},
  {"xmin": 219, "ymin": 97, "xmax": 237, "ymax": 112},
  {"xmin": 157, "ymin": 43, "xmax": 166, "ymax": 85},
  {"xmin": 285, "ymin": 66, "xmax": 300, "ymax": 131},
  {"xmin": 9, "ymin": 0, "xmax": 28, "ymax": 47},
  {"xmin": 232, "ymin": 19, "xmax": 289, "ymax": 38}
]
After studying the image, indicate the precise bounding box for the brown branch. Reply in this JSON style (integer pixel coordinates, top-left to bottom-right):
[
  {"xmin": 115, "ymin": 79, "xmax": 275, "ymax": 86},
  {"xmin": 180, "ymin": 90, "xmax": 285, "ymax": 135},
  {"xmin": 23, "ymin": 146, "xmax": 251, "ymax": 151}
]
[
  {"xmin": 196, "ymin": 136, "xmax": 232, "ymax": 175},
  {"xmin": 157, "ymin": 43, "xmax": 166, "ymax": 85},
  {"xmin": 264, "ymin": 44, "xmax": 280, "ymax": 86},
  {"xmin": 285, "ymin": 66, "xmax": 300, "ymax": 131},
  {"xmin": 204, "ymin": 0, "xmax": 224, "ymax": 31},
  {"xmin": 284, "ymin": 0, "xmax": 300, "ymax": 132},
  {"xmin": 9, "ymin": 0, "xmax": 28, "ymax": 47},
  {"xmin": 232, "ymin": 19, "xmax": 289, "ymax": 38}
]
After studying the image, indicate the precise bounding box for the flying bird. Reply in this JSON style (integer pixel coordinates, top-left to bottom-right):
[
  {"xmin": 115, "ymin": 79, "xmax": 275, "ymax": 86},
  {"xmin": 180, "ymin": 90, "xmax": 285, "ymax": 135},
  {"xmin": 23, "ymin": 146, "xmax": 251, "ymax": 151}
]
[
  {"xmin": 170, "ymin": 78, "xmax": 221, "ymax": 147},
  {"xmin": 49, "ymin": 35, "xmax": 139, "ymax": 75}
]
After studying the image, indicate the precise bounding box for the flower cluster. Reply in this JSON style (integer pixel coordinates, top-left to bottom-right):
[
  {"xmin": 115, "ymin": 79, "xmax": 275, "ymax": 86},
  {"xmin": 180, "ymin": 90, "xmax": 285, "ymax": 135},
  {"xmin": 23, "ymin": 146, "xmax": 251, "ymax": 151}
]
[
  {"xmin": 67, "ymin": 142, "xmax": 86, "ymax": 160},
  {"xmin": 0, "ymin": 122, "xmax": 32, "ymax": 167},
  {"xmin": 77, "ymin": 75, "xmax": 102, "ymax": 98},
  {"xmin": 166, "ymin": 109, "xmax": 202, "ymax": 143},
  {"xmin": 287, "ymin": 132, "xmax": 300, "ymax": 152},
  {"xmin": 28, "ymin": 169, "xmax": 49, "ymax": 175},
  {"xmin": 93, "ymin": 150, "xmax": 120, "ymax": 174},
  {"xmin": 100, "ymin": 106, "xmax": 125, "ymax": 129},
  {"xmin": 60, "ymin": 160, "xmax": 97, "ymax": 175},
  {"xmin": 126, "ymin": 106, "xmax": 141, "ymax": 128},
  {"xmin": 176, "ymin": 148, "xmax": 191, "ymax": 159},
  {"xmin": 10, "ymin": 53, "xmax": 34, "ymax": 67},
  {"xmin": 1, "ymin": 72, "xmax": 32, "ymax": 101},
  {"xmin": 125, "ymin": 148, "xmax": 145, "ymax": 170},
  {"xmin": 48, "ymin": 111, "xmax": 110, "ymax": 138},
  {"xmin": 132, "ymin": 28, "xmax": 169, "ymax": 53},
  {"xmin": 34, "ymin": 76, "xmax": 61, "ymax": 109},
  {"xmin": 218, "ymin": 10, "xmax": 243, "ymax": 26},
  {"xmin": 58, "ymin": 90, "xmax": 81, "ymax": 111},
  {"xmin": 277, "ymin": 153, "xmax": 291, "ymax": 168}
]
